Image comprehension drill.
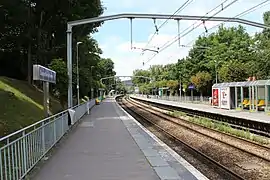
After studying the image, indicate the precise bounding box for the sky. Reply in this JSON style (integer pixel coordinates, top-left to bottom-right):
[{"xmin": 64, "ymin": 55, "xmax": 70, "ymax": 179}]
[{"xmin": 92, "ymin": 0, "xmax": 270, "ymax": 79}]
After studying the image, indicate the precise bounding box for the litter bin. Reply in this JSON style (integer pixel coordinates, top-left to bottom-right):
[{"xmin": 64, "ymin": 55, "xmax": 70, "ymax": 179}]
[
  {"xmin": 209, "ymin": 97, "xmax": 212, "ymax": 105},
  {"xmin": 95, "ymin": 98, "xmax": 100, "ymax": 105}
]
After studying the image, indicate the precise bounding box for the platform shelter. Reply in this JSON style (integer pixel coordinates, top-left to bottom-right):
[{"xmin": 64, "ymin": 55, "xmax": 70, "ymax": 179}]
[
  {"xmin": 158, "ymin": 87, "xmax": 169, "ymax": 96},
  {"xmin": 212, "ymin": 79, "xmax": 270, "ymax": 112}
]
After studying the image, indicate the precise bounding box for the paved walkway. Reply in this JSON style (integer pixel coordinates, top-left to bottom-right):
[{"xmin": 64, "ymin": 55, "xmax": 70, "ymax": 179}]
[
  {"xmin": 131, "ymin": 95, "xmax": 270, "ymax": 123},
  {"xmin": 33, "ymin": 99, "xmax": 159, "ymax": 180},
  {"xmin": 33, "ymin": 98, "xmax": 207, "ymax": 180}
]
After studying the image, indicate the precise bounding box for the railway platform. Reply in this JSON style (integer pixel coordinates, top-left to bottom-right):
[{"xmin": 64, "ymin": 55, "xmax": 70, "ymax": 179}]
[
  {"xmin": 32, "ymin": 97, "xmax": 207, "ymax": 180},
  {"xmin": 130, "ymin": 95, "xmax": 270, "ymax": 124}
]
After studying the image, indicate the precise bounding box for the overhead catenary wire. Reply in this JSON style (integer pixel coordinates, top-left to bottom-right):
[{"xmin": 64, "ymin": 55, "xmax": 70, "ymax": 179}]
[
  {"xmin": 157, "ymin": 0, "xmax": 232, "ymax": 51},
  {"xmin": 184, "ymin": 0, "xmax": 270, "ymax": 61},
  {"xmin": 159, "ymin": 0, "xmax": 238, "ymax": 52},
  {"xmin": 143, "ymin": 0, "xmax": 239, "ymax": 65},
  {"xmin": 176, "ymin": 0, "xmax": 270, "ymax": 68},
  {"xmin": 140, "ymin": 0, "xmax": 194, "ymax": 55},
  {"xmin": 185, "ymin": 0, "xmax": 270, "ymax": 47}
]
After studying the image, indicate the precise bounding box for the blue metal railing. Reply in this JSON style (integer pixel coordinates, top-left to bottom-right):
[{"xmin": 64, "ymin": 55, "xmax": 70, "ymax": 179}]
[
  {"xmin": 133, "ymin": 94, "xmax": 210, "ymax": 104},
  {"xmin": 0, "ymin": 99, "xmax": 95, "ymax": 180}
]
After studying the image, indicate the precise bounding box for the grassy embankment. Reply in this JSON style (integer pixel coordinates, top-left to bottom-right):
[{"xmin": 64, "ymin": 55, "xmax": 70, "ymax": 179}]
[{"xmin": 0, "ymin": 76, "xmax": 62, "ymax": 137}]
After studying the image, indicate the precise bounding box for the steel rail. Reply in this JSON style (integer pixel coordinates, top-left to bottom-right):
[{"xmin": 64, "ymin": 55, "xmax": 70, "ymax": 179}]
[
  {"xmin": 128, "ymin": 97, "xmax": 270, "ymax": 163},
  {"xmin": 119, "ymin": 97, "xmax": 244, "ymax": 180}
]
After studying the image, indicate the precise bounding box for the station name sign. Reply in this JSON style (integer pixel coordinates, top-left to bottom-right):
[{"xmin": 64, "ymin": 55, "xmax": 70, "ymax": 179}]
[{"xmin": 33, "ymin": 65, "xmax": 56, "ymax": 83}]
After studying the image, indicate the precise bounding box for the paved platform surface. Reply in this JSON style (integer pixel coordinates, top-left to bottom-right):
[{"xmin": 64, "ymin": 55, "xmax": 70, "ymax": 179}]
[
  {"xmin": 33, "ymin": 98, "xmax": 207, "ymax": 180},
  {"xmin": 131, "ymin": 95, "xmax": 270, "ymax": 124}
]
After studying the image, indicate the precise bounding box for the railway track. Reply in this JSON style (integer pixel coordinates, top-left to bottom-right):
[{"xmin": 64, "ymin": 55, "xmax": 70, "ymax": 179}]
[
  {"xmin": 128, "ymin": 97, "xmax": 270, "ymax": 162},
  {"xmin": 117, "ymin": 96, "xmax": 246, "ymax": 180},
  {"xmin": 130, "ymin": 96, "xmax": 270, "ymax": 137}
]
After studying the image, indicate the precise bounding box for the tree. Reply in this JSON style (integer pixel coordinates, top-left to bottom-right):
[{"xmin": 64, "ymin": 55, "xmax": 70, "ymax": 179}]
[
  {"xmin": 219, "ymin": 61, "xmax": 249, "ymax": 82},
  {"xmin": 49, "ymin": 59, "xmax": 68, "ymax": 108},
  {"xmin": 132, "ymin": 69, "xmax": 151, "ymax": 85},
  {"xmin": 166, "ymin": 80, "xmax": 178, "ymax": 95},
  {"xmin": 190, "ymin": 72, "xmax": 212, "ymax": 97},
  {"xmin": 97, "ymin": 58, "xmax": 116, "ymax": 90},
  {"xmin": 248, "ymin": 11, "xmax": 270, "ymax": 79},
  {"xmin": 0, "ymin": 0, "xmax": 104, "ymax": 83}
]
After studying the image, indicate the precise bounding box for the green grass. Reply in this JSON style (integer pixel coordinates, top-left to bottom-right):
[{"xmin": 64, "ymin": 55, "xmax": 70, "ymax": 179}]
[
  {"xmin": 0, "ymin": 76, "xmax": 62, "ymax": 137},
  {"xmin": 167, "ymin": 110, "xmax": 269, "ymax": 145}
]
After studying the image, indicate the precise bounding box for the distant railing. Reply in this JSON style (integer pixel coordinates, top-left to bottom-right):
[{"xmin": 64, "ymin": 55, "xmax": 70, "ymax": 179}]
[
  {"xmin": 133, "ymin": 94, "xmax": 211, "ymax": 104},
  {"xmin": 0, "ymin": 99, "xmax": 95, "ymax": 180}
]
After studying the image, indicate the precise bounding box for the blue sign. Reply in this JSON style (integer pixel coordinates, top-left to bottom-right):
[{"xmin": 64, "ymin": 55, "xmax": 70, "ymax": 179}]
[
  {"xmin": 33, "ymin": 65, "xmax": 56, "ymax": 83},
  {"xmin": 188, "ymin": 84, "xmax": 195, "ymax": 89}
]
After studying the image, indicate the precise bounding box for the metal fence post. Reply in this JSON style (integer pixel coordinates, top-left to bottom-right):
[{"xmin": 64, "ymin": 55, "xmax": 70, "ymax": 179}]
[
  {"xmin": 0, "ymin": 149, "xmax": 2, "ymax": 180},
  {"xmin": 7, "ymin": 139, "xmax": 11, "ymax": 180},
  {"xmin": 54, "ymin": 118, "xmax": 57, "ymax": 142},
  {"xmin": 22, "ymin": 131, "xmax": 27, "ymax": 174},
  {"xmin": 41, "ymin": 122, "xmax": 45, "ymax": 154},
  {"xmin": 61, "ymin": 114, "xmax": 64, "ymax": 137},
  {"xmin": 0, "ymin": 101, "xmax": 92, "ymax": 180}
]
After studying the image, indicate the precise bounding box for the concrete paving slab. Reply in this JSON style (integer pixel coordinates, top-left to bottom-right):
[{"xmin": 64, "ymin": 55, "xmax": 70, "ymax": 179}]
[
  {"xmin": 33, "ymin": 97, "xmax": 208, "ymax": 180},
  {"xmin": 154, "ymin": 166, "xmax": 181, "ymax": 180},
  {"xmin": 32, "ymin": 99, "xmax": 159, "ymax": 180}
]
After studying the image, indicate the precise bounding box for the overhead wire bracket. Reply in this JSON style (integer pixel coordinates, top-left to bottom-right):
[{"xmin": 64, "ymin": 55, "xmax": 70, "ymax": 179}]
[
  {"xmin": 153, "ymin": 18, "xmax": 159, "ymax": 34},
  {"xmin": 202, "ymin": 20, "xmax": 208, "ymax": 33}
]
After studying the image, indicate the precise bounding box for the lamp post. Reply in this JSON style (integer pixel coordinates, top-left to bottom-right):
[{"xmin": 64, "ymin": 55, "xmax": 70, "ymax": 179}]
[
  {"xmin": 179, "ymin": 72, "xmax": 182, "ymax": 101},
  {"xmin": 76, "ymin": 41, "xmax": 82, "ymax": 105},
  {"xmin": 214, "ymin": 60, "xmax": 219, "ymax": 84},
  {"xmin": 90, "ymin": 66, "xmax": 94, "ymax": 99}
]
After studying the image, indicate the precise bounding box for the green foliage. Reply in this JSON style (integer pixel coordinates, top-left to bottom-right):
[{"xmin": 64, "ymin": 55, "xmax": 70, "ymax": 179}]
[
  {"xmin": 132, "ymin": 12, "xmax": 270, "ymax": 96},
  {"xmin": 49, "ymin": 59, "xmax": 68, "ymax": 107},
  {"xmin": 190, "ymin": 72, "xmax": 212, "ymax": 93},
  {"xmin": 219, "ymin": 60, "xmax": 249, "ymax": 82},
  {"xmin": 132, "ymin": 69, "xmax": 151, "ymax": 85},
  {"xmin": 169, "ymin": 110, "xmax": 269, "ymax": 145},
  {"xmin": 0, "ymin": 0, "xmax": 104, "ymax": 81},
  {"xmin": 0, "ymin": 77, "xmax": 62, "ymax": 136},
  {"xmin": 166, "ymin": 80, "xmax": 178, "ymax": 95}
]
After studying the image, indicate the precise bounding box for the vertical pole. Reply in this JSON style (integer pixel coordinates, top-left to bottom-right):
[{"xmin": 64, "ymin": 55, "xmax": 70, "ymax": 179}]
[
  {"xmin": 177, "ymin": 20, "xmax": 180, "ymax": 47},
  {"xmin": 130, "ymin": 18, "xmax": 133, "ymax": 50},
  {"xmin": 265, "ymin": 85, "xmax": 268, "ymax": 112},
  {"xmin": 235, "ymin": 86, "xmax": 237, "ymax": 109},
  {"xmin": 67, "ymin": 28, "xmax": 73, "ymax": 108},
  {"xmin": 191, "ymin": 89, "xmax": 194, "ymax": 102},
  {"xmin": 47, "ymin": 82, "xmax": 49, "ymax": 114},
  {"xmin": 76, "ymin": 44, "xmax": 80, "ymax": 105},
  {"xmin": 252, "ymin": 86, "xmax": 255, "ymax": 111},
  {"xmin": 90, "ymin": 66, "xmax": 93, "ymax": 99},
  {"xmin": 249, "ymin": 86, "xmax": 251, "ymax": 111},
  {"xmin": 22, "ymin": 131, "xmax": 27, "ymax": 174},
  {"xmin": 41, "ymin": 122, "xmax": 45, "ymax": 153},
  {"xmin": 240, "ymin": 87, "xmax": 243, "ymax": 110},
  {"xmin": 215, "ymin": 61, "xmax": 218, "ymax": 84},
  {"xmin": 43, "ymin": 82, "xmax": 46, "ymax": 117},
  {"xmin": 255, "ymin": 86, "xmax": 258, "ymax": 112},
  {"xmin": 179, "ymin": 73, "xmax": 182, "ymax": 101},
  {"xmin": 43, "ymin": 82, "xmax": 49, "ymax": 117}
]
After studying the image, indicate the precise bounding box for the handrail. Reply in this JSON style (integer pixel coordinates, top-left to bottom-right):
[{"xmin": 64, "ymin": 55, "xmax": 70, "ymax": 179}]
[
  {"xmin": 0, "ymin": 99, "xmax": 96, "ymax": 180},
  {"xmin": 0, "ymin": 111, "xmax": 67, "ymax": 142},
  {"xmin": 0, "ymin": 97, "xmax": 98, "ymax": 142},
  {"xmin": 0, "ymin": 100, "xmax": 89, "ymax": 142}
]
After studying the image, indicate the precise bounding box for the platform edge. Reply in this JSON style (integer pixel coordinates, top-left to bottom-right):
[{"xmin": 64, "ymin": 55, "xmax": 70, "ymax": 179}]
[{"xmin": 114, "ymin": 98, "xmax": 209, "ymax": 180}]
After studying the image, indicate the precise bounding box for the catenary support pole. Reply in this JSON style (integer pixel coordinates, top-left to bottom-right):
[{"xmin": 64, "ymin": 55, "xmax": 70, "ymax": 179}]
[
  {"xmin": 67, "ymin": 28, "xmax": 73, "ymax": 108},
  {"xmin": 67, "ymin": 13, "xmax": 270, "ymax": 105}
]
